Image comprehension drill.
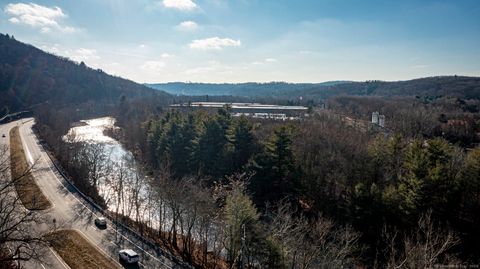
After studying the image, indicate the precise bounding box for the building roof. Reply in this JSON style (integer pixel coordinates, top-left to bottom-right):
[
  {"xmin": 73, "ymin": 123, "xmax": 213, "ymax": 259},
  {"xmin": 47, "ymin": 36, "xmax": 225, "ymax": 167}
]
[{"xmin": 171, "ymin": 102, "xmax": 308, "ymax": 110}]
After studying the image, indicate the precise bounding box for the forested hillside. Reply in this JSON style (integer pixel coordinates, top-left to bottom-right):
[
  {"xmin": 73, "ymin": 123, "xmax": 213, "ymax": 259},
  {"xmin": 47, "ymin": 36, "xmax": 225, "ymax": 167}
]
[
  {"xmin": 0, "ymin": 33, "xmax": 169, "ymax": 114},
  {"xmin": 109, "ymin": 106, "xmax": 480, "ymax": 267},
  {"xmin": 146, "ymin": 81, "xmax": 349, "ymax": 96},
  {"xmin": 148, "ymin": 76, "xmax": 480, "ymax": 100},
  {"xmin": 299, "ymin": 76, "xmax": 480, "ymax": 100}
]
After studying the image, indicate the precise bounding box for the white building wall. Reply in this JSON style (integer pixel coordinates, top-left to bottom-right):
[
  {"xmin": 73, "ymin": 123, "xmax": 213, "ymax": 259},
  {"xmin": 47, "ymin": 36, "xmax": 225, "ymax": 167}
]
[
  {"xmin": 378, "ymin": 115, "xmax": 385, "ymax": 127},
  {"xmin": 372, "ymin": 111, "xmax": 379, "ymax": 124}
]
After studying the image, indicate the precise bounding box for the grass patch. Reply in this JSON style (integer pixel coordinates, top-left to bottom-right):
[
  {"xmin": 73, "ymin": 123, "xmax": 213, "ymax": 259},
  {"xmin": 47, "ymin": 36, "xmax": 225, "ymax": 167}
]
[
  {"xmin": 45, "ymin": 229, "xmax": 121, "ymax": 269},
  {"xmin": 9, "ymin": 126, "xmax": 51, "ymax": 210}
]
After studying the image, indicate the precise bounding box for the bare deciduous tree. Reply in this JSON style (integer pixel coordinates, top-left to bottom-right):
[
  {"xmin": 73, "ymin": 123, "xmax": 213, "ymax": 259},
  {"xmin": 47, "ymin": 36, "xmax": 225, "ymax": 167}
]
[
  {"xmin": 384, "ymin": 211, "xmax": 460, "ymax": 269},
  {"xmin": 0, "ymin": 145, "xmax": 50, "ymax": 267},
  {"xmin": 268, "ymin": 200, "xmax": 359, "ymax": 269}
]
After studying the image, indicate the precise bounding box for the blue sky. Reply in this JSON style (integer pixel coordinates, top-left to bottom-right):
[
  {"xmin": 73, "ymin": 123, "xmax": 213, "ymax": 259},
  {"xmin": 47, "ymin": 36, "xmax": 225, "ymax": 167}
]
[{"xmin": 1, "ymin": 0, "xmax": 479, "ymax": 83}]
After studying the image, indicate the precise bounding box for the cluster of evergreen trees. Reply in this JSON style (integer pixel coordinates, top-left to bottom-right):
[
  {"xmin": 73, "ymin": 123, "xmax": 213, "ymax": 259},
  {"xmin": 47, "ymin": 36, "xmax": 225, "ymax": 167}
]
[
  {"xmin": 355, "ymin": 134, "xmax": 480, "ymax": 261},
  {"xmin": 146, "ymin": 109, "xmax": 251, "ymax": 178},
  {"xmin": 140, "ymin": 108, "xmax": 480, "ymax": 266},
  {"xmin": 145, "ymin": 108, "xmax": 299, "ymax": 202}
]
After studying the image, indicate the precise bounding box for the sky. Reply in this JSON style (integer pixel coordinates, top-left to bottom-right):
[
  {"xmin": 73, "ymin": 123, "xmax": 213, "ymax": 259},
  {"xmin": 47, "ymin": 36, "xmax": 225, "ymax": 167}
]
[{"xmin": 0, "ymin": 0, "xmax": 479, "ymax": 83}]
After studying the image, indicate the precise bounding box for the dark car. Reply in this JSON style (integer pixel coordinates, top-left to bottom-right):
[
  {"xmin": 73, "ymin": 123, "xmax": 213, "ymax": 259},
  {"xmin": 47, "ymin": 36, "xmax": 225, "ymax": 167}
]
[{"xmin": 94, "ymin": 217, "xmax": 107, "ymax": 228}]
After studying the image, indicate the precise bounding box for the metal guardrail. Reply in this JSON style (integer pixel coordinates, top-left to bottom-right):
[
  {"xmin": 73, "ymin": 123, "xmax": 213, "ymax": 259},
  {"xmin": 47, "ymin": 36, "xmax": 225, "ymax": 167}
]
[
  {"xmin": 0, "ymin": 111, "xmax": 32, "ymax": 124},
  {"xmin": 33, "ymin": 128, "xmax": 193, "ymax": 269}
]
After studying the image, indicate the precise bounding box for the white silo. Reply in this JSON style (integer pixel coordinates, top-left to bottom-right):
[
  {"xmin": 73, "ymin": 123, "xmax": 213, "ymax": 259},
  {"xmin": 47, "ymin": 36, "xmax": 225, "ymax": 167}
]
[
  {"xmin": 379, "ymin": 115, "xmax": 385, "ymax": 127},
  {"xmin": 372, "ymin": 111, "xmax": 379, "ymax": 124}
]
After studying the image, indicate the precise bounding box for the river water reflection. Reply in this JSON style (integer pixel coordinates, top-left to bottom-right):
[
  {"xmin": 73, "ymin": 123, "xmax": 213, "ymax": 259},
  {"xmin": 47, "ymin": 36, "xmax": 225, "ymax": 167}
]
[
  {"xmin": 64, "ymin": 117, "xmax": 154, "ymax": 224},
  {"xmin": 65, "ymin": 117, "xmax": 216, "ymax": 251}
]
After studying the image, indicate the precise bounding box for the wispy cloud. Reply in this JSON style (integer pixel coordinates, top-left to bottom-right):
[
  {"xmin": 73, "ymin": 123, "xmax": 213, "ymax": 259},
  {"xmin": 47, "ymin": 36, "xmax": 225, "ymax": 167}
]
[
  {"xmin": 189, "ymin": 37, "xmax": 241, "ymax": 50},
  {"xmin": 141, "ymin": 60, "xmax": 166, "ymax": 72},
  {"xmin": 4, "ymin": 2, "xmax": 77, "ymax": 33},
  {"xmin": 162, "ymin": 0, "xmax": 197, "ymax": 11},
  {"xmin": 176, "ymin": 20, "xmax": 198, "ymax": 31},
  {"xmin": 161, "ymin": 53, "xmax": 174, "ymax": 58},
  {"xmin": 185, "ymin": 66, "xmax": 215, "ymax": 75},
  {"xmin": 299, "ymin": 50, "xmax": 312, "ymax": 55},
  {"xmin": 67, "ymin": 48, "xmax": 100, "ymax": 62},
  {"xmin": 39, "ymin": 44, "xmax": 99, "ymax": 62},
  {"xmin": 252, "ymin": 58, "xmax": 277, "ymax": 65}
]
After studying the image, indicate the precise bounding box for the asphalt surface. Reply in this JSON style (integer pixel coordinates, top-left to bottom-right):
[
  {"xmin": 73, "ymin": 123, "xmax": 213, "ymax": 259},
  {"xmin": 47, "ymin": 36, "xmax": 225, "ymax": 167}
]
[{"xmin": 0, "ymin": 119, "xmax": 179, "ymax": 269}]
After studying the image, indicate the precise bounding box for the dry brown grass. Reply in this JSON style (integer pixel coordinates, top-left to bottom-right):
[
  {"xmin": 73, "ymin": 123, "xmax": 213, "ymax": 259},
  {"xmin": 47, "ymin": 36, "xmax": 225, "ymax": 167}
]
[
  {"xmin": 9, "ymin": 126, "xmax": 51, "ymax": 210},
  {"xmin": 45, "ymin": 229, "xmax": 121, "ymax": 269}
]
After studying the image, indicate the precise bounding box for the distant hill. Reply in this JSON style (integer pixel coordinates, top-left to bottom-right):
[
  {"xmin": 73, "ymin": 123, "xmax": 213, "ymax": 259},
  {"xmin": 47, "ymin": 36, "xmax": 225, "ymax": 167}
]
[
  {"xmin": 147, "ymin": 77, "xmax": 480, "ymax": 100},
  {"xmin": 146, "ymin": 81, "xmax": 351, "ymax": 97},
  {"xmin": 0, "ymin": 33, "xmax": 169, "ymax": 114},
  {"xmin": 297, "ymin": 76, "xmax": 480, "ymax": 100}
]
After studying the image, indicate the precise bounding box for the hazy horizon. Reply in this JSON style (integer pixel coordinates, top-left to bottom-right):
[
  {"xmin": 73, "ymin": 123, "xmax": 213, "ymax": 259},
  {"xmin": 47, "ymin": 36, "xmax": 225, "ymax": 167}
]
[{"xmin": 1, "ymin": 0, "xmax": 479, "ymax": 83}]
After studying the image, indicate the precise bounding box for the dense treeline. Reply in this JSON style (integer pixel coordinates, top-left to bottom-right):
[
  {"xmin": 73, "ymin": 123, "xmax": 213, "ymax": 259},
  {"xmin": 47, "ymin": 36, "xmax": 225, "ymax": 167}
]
[
  {"xmin": 328, "ymin": 95, "xmax": 480, "ymax": 147},
  {"xmin": 0, "ymin": 33, "xmax": 169, "ymax": 114},
  {"xmin": 115, "ymin": 108, "xmax": 364, "ymax": 267},
  {"xmin": 144, "ymin": 108, "xmax": 302, "ymax": 204},
  {"xmin": 130, "ymin": 107, "xmax": 480, "ymax": 267},
  {"xmin": 147, "ymin": 81, "xmax": 347, "ymax": 97},
  {"xmin": 30, "ymin": 90, "xmax": 480, "ymax": 267},
  {"xmin": 300, "ymin": 76, "xmax": 480, "ymax": 100},
  {"xmin": 147, "ymin": 76, "xmax": 480, "ymax": 100},
  {"xmin": 293, "ymin": 113, "xmax": 480, "ymax": 264},
  {"xmin": 145, "ymin": 109, "xmax": 257, "ymax": 180}
]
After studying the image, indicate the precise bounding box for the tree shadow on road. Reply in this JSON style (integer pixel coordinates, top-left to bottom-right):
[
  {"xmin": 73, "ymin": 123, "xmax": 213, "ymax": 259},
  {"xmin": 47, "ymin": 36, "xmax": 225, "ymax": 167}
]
[
  {"xmin": 119, "ymin": 261, "xmax": 142, "ymax": 269},
  {"xmin": 71, "ymin": 202, "xmax": 97, "ymax": 227}
]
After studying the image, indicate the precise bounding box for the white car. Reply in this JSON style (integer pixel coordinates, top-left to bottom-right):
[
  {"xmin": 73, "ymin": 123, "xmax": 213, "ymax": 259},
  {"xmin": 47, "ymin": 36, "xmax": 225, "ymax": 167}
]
[{"xmin": 119, "ymin": 249, "xmax": 139, "ymax": 264}]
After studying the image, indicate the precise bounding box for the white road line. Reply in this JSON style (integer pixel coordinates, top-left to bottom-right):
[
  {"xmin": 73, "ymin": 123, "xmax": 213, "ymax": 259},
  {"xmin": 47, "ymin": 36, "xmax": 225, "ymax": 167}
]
[
  {"xmin": 111, "ymin": 227, "xmax": 171, "ymax": 266},
  {"xmin": 48, "ymin": 247, "xmax": 70, "ymax": 269},
  {"xmin": 75, "ymin": 229, "xmax": 123, "ymax": 268}
]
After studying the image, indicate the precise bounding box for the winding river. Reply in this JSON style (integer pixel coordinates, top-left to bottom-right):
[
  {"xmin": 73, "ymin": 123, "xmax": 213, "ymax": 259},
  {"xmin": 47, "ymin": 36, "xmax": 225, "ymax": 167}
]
[{"xmin": 64, "ymin": 117, "xmax": 155, "ymax": 225}]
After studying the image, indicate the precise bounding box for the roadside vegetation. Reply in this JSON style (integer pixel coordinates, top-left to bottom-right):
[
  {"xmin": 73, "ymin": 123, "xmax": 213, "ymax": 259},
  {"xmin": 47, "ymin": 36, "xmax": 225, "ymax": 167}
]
[
  {"xmin": 0, "ymin": 145, "xmax": 51, "ymax": 267},
  {"xmin": 45, "ymin": 229, "xmax": 121, "ymax": 269},
  {"xmin": 9, "ymin": 126, "xmax": 50, "ymax": 210}
]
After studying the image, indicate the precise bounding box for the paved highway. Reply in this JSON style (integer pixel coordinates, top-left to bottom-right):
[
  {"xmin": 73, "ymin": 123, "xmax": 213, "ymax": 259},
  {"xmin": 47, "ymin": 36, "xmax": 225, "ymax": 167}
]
[{"xmin": 0, "ymin": 119, "xmax": 180, "ymax": 269}]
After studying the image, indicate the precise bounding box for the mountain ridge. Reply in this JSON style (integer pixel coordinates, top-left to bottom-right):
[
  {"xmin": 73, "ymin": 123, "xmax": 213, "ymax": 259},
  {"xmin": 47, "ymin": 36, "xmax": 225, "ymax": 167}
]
[
  {"xmin": 146, "ymin": 76, "xmax": 480, "ymax": 100},
  {"xmin": 146, "ymin": 81, "xmax": 351, "ymax": 96}
]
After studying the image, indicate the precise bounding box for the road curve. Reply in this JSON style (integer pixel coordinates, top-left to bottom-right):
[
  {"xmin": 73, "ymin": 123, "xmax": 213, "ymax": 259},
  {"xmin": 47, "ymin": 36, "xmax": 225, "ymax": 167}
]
[{"xmin": 1, "ymin": 119, "xmax": 180, "ymax": 269}]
